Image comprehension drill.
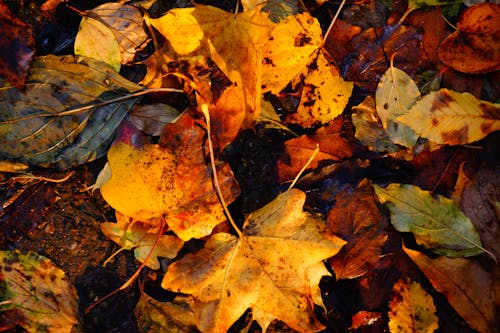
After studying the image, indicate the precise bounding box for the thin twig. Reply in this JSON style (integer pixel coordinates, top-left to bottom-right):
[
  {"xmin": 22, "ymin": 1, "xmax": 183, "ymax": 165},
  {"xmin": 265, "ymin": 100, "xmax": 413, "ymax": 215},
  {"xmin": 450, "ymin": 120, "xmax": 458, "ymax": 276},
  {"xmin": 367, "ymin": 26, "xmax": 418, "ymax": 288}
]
[
  {"xmin": 288, "ymin": 144, "xmax": 320, "ymax": 190},
  {"xmin": 322, "ymin": 0, "xmax": 347, "ymax": 47},
  {"xmin": 200, "ymin": 104, "xmax": 243, "ymax": 238}
]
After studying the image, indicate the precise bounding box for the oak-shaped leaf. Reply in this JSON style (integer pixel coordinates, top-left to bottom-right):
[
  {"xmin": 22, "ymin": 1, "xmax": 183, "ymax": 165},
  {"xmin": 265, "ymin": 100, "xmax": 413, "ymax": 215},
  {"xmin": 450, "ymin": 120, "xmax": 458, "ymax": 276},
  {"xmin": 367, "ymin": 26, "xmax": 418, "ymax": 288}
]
[
  {"xmin": 396, "ymin": 89, "xmax": 500, "ymax": 145},
  {"xmin": 438, "ymin": 3, "xmax": 500, "ymax": 74},
  {"xmin": 146, "ymin": 5, "xmax": 273, "ymax": 146},
  {"xmin": 100, "ymin": 113, "xmax": 240, "ymax": 241},
  {"xmin": 373, "ymin": 183, "xmax": 486, "ymax": 257},
  {"xmin": 0, "ymin": 250, "xmax": 79, "ymax": 332},
  {"xmin": 327, "ymin": 179, "xmax": 388, "ymax": 279},
  {"xmin": 375, "ymin": 64, "xmax": 420, "ymax": 149},
  {"xmin": 100, "ymin": 211, "xmax": 184, "ymax": 270},
  {"xmin": 277, "ymin": 119, "xmax": 356, "ymax": 182},
  {"xmin": 161, "ymin": 189, "xmax": 346, "ymax": 333},
  {"xmin": 404, "ymin": 246, "xmax": 497, "ymax": 333},
  {"xmin": 388, "ymin": 278, "xmax": 438, "ymax": 333},
  {"xmin": 0, "ymin": 55, "xmax": 142, "ymax": 169},
  {"xmin": 75, "ymin": 2, "xmax": 150, "ymax": 71}
]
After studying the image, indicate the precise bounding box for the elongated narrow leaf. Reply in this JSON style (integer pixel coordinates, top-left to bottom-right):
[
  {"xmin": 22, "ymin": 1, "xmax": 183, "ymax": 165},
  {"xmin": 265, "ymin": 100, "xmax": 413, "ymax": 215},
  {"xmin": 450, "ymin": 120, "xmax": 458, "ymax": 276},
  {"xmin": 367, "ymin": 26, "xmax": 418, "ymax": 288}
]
[
  {"xmin": 397, "ymin": 89, "xmax": 500, "ymax": 145},
  {"xmin": 0, "ymin": 55, "xmax": 143, "ymax": 169},
  {"xmin": 375, "ymin": 66, "xmax": 420, "ymax": 148},
  {"xmin": 373, "ymin": 183, "xmax": 485, "ymax": 257},
  {"xmin": 404, "ymin": 247, "xmax": 496, "ymax": 333},
  {"xmin": 0, "ymin": 250, "xmax": 80, "ymax": 332}
]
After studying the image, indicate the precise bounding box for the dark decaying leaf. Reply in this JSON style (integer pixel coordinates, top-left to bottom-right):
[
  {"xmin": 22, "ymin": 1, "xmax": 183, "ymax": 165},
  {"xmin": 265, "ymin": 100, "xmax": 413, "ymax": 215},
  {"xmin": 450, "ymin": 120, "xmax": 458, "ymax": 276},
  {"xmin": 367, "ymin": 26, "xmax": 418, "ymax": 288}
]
[
  {"xmin": 0, "ymin": 55, "xmax": 143, "ymax": 169},
  {"xmin": 0, "ymin": 1, "xmax": 35, "ymax": 89},
  {"xmin": 327, "ymin": 179, "xmax": 388, "ymax": 279}
]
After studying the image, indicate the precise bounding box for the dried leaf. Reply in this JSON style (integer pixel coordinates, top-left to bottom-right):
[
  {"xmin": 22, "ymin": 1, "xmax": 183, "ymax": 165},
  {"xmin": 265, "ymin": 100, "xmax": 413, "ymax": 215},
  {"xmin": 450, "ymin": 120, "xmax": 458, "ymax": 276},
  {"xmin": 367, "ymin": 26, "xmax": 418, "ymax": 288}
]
[
  {"xmin": 438, "ymin": 3, "xmax": 500, "ymax": 74},
  {"xmin": 135, "ymin": 293, "xmax": 197, "ymax": 333},
  {"xmin": 129, "ymin": 103, "xmax": 179, "ymax": 136},
  {"xmin": 75, "ymin": 3, "xmax": 150, "ymax": 71},
  {"xmin": 0, "ymin": 55, "xmax": 142, "ymax": 169},
  {"xmin": 388, "ymin": 278, "xmax": 439, "ymax": 333},
  {"xmin": 397, "ymin": 89, "xmax": 500, "ymax": 145},
  {"xmin": 350, "ymin": 311, "xmax": 383, "ymax": 330},
  {"xmin": 375, "ymin": 65, "xmax": 420, "ymax": 148},
  {"xmin": 147, "ymin": 5, "xmax": 273, "ymax": 138},
  {"xmin": 100, "ymin": 211, "xmax": 184, "ymax": 270},
  {"xmin": 277, "ymin": 119, "xmax": 356, "ymax": 182},
  {"xmin": 373, "ymin": 183, "xmax": 486, "ymax": 257},
  {"xmin": 327, "ymin": 179, "xmax": 388, "ymax": 279},
  {"xmin": 241, "ymin": 0, "xmax": 300, "ymax": 21},
  {"xmin": 404, "ymin": 247, "xmax": 497, "ymax": 333},
  {"xmin": 100, "ymin": 113, "xmax": 240, "ymax": 240},
  {"xmin": 161, "ymin": 189, "xmax": 346, "ymax": 333},
  {"xmin": 0, "ymin": 250, "xmax": 79, "ymax": 332},
  {"xmin": 0, "ymin": 1, "xmax": 34, "ymax": 89}
]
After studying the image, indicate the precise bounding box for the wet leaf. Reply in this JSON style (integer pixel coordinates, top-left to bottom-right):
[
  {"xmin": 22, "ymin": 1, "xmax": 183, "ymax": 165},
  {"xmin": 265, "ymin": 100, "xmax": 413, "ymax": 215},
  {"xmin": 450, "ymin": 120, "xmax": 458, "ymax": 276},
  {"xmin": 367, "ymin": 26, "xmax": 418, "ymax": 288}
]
[
  {"xmin": 0, "ymin": 1, "xmax": 34, "ymax": 89},
  {"xmin": 129, "ymin": 103, "xmax": 179, "ymax": 136},
  {"xmin": 438, "ymin": 3, "xmax": 500, "ymax": 74},
  {"xmin": 375, "ymin": 64, "xmax": 420, "ymax": 148},
  {"xmin": 350, "ymin": 311, "xmax": 383, "ymax": 330},
  {"xmin": 397, "ymin": 89, "xmax": 500, "ymax": 145},
  {"xmin": 404, "ymin": 247, "xmax": 497, "ymax": 333},
  {"xmin": 388, "ymin": 278, "xmax": 438, "ymax": 333},
  {"xmin": 100, "ymin": 113, "xmax": 240, "ymax": 240},
  {"xmin": 277, "ymin": 119, "xmax": 356, "ymax": 182},
  {"xmin": 373, "ymin": 183, "xmax": 486, "ymax": 257},
  {"xmin": 0, "ymin": 55, "xmax": 143, "ymax": 169},
  {"xmin": 147, "ymin": 5, "xmax": 273, "ymax": 139},
  {"xmin": 100, "ymin": 211, "xmax": 184, "ymax": 270},
  {"xmin": 327, "ymin": 179, "xmax": 388, "ymax": 279},
  {"xmin": 0, "ymin": 250, "xmax": 79, "ymax": 332},
  {"xmin": 351, "ymin": 96, "xmax": 402, "ymax": 154},
  {"xmin": 135, "ymin": 293, "xmax": 197, "ymax": 333},
  {"xmin": 75, "ymin": 3, "xmax": 150, "ymax": 71},
  {"xmin": 161, "ymin": 189, "xmax": 346, "ymax": 333}
]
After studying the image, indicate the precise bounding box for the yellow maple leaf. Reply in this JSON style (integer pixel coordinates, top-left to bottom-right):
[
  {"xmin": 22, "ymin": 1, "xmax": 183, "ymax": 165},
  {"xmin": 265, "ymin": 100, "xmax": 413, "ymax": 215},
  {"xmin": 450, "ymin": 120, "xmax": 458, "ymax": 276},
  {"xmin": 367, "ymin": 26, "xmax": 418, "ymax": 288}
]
[
  {"xmin": 162, "ymin": 189, "xmax": 346, "ymax": 333},
  {"xmin": 100, "ymin": 114, "xmax": 240, "ymax": 240},
  {"xmin": 146, "ymin": 5, "xmax": 273, "ymax": 129}
]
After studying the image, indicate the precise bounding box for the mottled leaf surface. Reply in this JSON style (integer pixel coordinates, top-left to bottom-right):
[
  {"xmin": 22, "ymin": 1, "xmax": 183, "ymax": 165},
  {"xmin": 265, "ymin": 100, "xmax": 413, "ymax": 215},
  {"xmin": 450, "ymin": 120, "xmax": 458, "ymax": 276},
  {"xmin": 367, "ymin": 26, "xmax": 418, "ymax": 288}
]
[{"xmin": 0, "ymin": 55, "xmax": 142, "ymax": 169}]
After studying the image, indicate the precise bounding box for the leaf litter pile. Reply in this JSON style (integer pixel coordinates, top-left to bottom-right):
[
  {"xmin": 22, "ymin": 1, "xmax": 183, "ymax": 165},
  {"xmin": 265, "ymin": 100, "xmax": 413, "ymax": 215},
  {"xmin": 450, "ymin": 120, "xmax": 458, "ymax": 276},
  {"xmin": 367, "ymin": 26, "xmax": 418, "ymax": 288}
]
[{"xmin": 0, "ymin": 0, "xmax": 499, "ymax": 332}]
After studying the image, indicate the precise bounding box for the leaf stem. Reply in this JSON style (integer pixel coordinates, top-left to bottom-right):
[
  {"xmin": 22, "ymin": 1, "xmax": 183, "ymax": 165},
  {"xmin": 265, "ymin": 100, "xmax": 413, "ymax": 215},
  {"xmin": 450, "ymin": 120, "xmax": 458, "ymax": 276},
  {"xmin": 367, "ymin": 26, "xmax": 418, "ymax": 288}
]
[
  {"xmin": 322, "ymin": 0, "xmax": 347, "ymax": 47},
  {"xmin": 200, "ymin": 104, "xmax": 243, "ymax": 238},
  {"xmin": 288, "ymin": 144, "xmax": 319, "ymax": 190}
]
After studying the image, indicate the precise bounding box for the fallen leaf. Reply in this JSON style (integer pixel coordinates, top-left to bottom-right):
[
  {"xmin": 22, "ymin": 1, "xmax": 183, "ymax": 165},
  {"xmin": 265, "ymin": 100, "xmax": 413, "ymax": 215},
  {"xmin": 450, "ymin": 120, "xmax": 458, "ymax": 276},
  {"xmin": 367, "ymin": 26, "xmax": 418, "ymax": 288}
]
[
  {"xmin": 135, "ymin": 293, "xmax": 197, "ymax": 333},
  {"xmin": 100, "ymin": 211, "xmax": 184, "ymax": 270},
  {"xmin": 388, "ymin": 278, "xmax": 439, "ymax": 333},
  {"xmin": 242, "ymin": 0, "xmax": 300, "ymax": 21},
  {"xmin": 147, "ymin": 5, "xmax": 273, "ymax": 141},
  {"xmin": 373, "ymin": 183, "xmax": 486, "ymax": 257},
  {"xmin": 343, "ymin": 25, "xmax": 422, "ymax": 94},
  {"xmin": 404, "ymin": 247, "xmax": 497, "ymax": 333},
  {"xmin": 0, "ymin": 250, "xmax": 80, "ymax": 332},
  {"xmin": 397, "ymin": 89, "xmax": 500, "ymax": 145},
  {"xmin": 161, "ymin": 189, "xmax": 346, "ymax": 333},
  {"xmin": 284, "ymin": 51, "xmax": 354, "ymax": 127},
  {"xmin": 438, "ymin": 3, "xmax": 500, "ymax": 74},
  {"xmin": 129, "ymin": 103, "xmax": 179, "ymax": 136},
  {"xmin": 277, "ymin": 118, "xmax": 356, "ymax": 182},
  {"xmin": 375, "ymin": 64, "xmax": 420, "ymax": 148},
  {"xmin": 75, "ymin": 3, "xmax": 150, "ymax": 71},
  {"xmin": 460, "ymin": 166, "xmax": 500, "ymax": 259},
  {"xmin": 0, "ymin": 55, "xmax": 142, "ymax": 169},
  {"xmin": 327, "ymin": 179, "xmax": 389, "ymax": 279},
  {"xmin": 100, "ymin": 113, "xmax": 240, "ymax": 240},
  {"xmin": 352, "ymin": 95, "xmax": 402, "ymax": 154},
  {"xmin": 349, "ymin": 311, "xmax": 383, "ymax": 330},
  {"xmin": 323, "ymin": 19, "xmax": 362, "ymax": 66},
  {"xmin": 0, "ymin": 0, "xmax": 34, "ymax": 89}
]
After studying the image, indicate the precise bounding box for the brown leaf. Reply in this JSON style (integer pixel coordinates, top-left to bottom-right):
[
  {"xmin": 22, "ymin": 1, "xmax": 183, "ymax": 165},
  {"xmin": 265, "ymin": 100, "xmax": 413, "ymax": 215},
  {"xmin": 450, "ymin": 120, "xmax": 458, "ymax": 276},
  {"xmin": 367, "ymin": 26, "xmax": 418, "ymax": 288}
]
[
  {"xmin": 438, "ymin": 3, "xmax": 500, "ymax": 74},
  {"xmin": 277, "ymin": 119, "xmax": 356, "ymax": 182},
  {"xmin": 324, "ymin": 19, "xmax": 362, "ymax": 66},
  {"xmin": 460, "ymin": 166, "xmax": 500, "ymax": 259},
  {"xmin": 349, "ymin": 310, "xmax": 383, "ymax": 330},
  {"xmin": 0, "ymin": 0, "xmax": 34, "ymax": 89},
  {"xmin": 404, "ymin": 246, "xmax": 497, "ymax": 333},
  {"xmin": 327, "ymin": 179, "xmax": 388, "ymax": 279}
]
